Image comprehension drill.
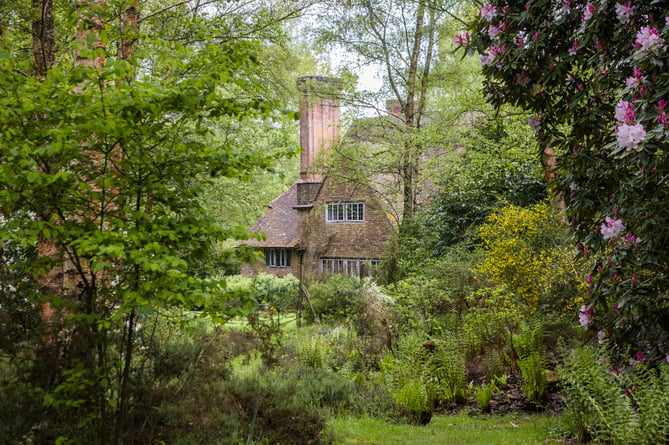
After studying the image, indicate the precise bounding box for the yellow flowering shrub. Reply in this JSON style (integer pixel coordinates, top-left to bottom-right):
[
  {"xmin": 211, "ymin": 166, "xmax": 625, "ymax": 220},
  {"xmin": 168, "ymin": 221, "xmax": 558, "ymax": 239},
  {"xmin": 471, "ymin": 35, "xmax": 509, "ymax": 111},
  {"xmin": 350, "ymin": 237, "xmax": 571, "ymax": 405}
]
[{"xmin": 475, "ymin": 202, "xmax": 585, "ymax": 314}]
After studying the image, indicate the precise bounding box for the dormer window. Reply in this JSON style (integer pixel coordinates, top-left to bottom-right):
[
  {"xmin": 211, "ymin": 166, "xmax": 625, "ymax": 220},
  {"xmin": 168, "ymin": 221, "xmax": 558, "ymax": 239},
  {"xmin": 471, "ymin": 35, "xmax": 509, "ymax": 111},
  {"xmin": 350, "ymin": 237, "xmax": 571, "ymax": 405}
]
[{"xmin": 326, "ymin": 202, "xmax": 364, "ymax": 222}]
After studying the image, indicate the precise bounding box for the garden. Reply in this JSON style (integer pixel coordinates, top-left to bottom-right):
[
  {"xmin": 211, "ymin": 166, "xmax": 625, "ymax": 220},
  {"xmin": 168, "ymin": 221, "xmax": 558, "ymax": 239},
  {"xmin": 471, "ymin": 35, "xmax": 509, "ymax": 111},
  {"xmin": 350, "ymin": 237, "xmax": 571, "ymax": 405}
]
[{"xmin": 1, "ymin": 0, "xmax": 669, "ymax": 444}]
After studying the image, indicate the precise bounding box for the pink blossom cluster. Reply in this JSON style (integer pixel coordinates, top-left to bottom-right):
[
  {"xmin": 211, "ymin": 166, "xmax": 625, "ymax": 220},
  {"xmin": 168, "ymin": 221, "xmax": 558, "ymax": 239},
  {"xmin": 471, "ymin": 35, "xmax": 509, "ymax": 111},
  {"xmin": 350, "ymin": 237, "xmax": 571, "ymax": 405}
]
[
  {"xmin": 582, "ymin": 3, "xmax": 595, "ymax": 21},
  {"xmin": 625, "ymin": 68, "xmax": 643, "ymax": 90},
  {"xmin": 615, "ymin": 100, "xmax": 635, "ymax": 124},
  {"xmin": 634, "ymin": 26, "xmax": 664, "ymax": 51},
  {"xmin": 479, "ymin": 44, "xmax": 506, "ymax": 67},
  {"xmin": 479, "ymin": 3, "xmax": 497, "ymax": 22},
  {"xmin": 616, "ymin": 123, "xmax": 646, "ymax": 150},
  {"xmin": 620, "ymin": 232, "xmax": 641, "ymax": 247},
  {"xmin": 488, "ymin": 23, "xmax": 506, "ymax": 40},
  {"xmin": 615, "ymin": 2, "xmax": 635, "ymax": 24},
  {"xmin": 480, "ymin": 53, "xmax": 495, "ymax": 67},
  {"xmin": 614, "ymin": 100, "xmax": 646, "ymax": 150},
  {"xmin": 601, "ymin": 216, "xmax": 625, "ymax": 240},
  {"xmin": 454, "ymin": 32, "xmax": 470, "ymax": 46},
  {"xmin": 579, "ymin": 305, "xmax": 594, "ymax": 327}
]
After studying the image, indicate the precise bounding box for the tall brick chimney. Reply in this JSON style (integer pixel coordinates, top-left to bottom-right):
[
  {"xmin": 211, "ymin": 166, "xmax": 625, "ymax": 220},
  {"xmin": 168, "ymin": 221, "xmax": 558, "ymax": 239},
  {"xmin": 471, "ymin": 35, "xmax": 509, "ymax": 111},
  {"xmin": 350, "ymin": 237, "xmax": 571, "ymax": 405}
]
[{"xmin": 296, "ymin": 75, "xmax": 342, "ymax": 181}]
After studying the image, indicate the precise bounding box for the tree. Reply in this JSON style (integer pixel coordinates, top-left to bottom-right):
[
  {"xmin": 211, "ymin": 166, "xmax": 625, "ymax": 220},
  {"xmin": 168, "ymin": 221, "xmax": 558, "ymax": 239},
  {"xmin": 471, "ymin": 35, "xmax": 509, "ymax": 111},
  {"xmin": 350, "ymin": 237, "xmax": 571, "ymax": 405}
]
[
  {"xmin": 422, "ymin": 111, "xmax": 547, "ymax": 254},
  {"xmin": 0, "ymin": 1, "xmax": 307, "ymax": 442},
  {"xmin": 463, "ymin": 1, "xmax": 669, "ymax": 364},
  {"xmin": 312, "ymin": 0, "xmax": 465, "ymax": 226}
]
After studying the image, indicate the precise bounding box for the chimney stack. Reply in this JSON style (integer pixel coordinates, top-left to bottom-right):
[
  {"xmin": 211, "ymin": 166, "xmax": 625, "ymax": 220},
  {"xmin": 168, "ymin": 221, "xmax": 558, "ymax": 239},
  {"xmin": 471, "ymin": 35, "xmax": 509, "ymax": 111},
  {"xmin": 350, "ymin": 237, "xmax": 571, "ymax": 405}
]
[{"xmin": 296, "ymin": 75, "xmax": 342, "ymax": 181}]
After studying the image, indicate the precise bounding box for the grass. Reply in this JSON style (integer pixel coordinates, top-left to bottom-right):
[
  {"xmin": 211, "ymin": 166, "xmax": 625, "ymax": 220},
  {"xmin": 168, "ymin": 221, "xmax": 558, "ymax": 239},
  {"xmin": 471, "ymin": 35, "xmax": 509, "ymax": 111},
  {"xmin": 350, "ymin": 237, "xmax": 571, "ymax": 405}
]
[{"xmin": 328, "ymin": 411, "xmax": 566, "ymax": 445}]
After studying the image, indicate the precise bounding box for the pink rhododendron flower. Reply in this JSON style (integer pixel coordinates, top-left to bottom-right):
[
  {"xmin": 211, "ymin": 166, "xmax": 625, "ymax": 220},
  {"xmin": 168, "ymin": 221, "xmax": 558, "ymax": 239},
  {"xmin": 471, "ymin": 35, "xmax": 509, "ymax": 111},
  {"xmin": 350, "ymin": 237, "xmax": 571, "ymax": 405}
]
[
  {"xmin": 582, "ymin": 2, "xmax": 595, "ymax": 21},
  {"xmin": 579, "ymin": 305, "xmax": 594, "ymax": 327},
  {"xmin": 488, "ymin": 23, "xmax": 506, "ymax": 39},
  {"xmin": 479, "ymin": 52, "xmax": 495, "ymax": 67},
  {"xmin": 586, "ymin": 274, "xmax": 594, "ymax": 284},
  {"xmin": 615, "ymin": 100, "xmax": 634, "ymax": 123},
  {"xmin": 479, "ymin": 3, "xmax": 497, "ymax": 22},
  {"xmin": 454, "ymin": 33, "xmax": 470, "ymax": 46},
  {"xmin": 616, "ymin": 122, "xmax": 646, "ymax": 150},
  {"xmin": 615, "ymin": 2, "xmax": 635, "ymax": 24},
  {"xmin": 601, "ymin": 216, "xmax": 625, "ymax": 240},
  {"xmin": 621, "ymin": 232, "xmax": 641, "ymax": 247},
  {"xmin": 568, "ymin": 40, "xmax": 580, "ymax": 56},
  {"xmin": 634, "ymin": 26, "xmax": 664, "ymax": 51},
  {"xmin": 635, "ymin": 351, "xmax": 646, "ymax": 363}
]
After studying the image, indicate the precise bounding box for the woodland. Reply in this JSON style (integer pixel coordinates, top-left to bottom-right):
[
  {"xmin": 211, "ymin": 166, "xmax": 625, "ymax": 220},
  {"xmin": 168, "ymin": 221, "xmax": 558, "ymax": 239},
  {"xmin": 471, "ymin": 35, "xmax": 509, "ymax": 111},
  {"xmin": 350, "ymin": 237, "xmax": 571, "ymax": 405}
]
[{"xmin": 1, "ymin": 1, "xmax": 669, "ymax": 444}]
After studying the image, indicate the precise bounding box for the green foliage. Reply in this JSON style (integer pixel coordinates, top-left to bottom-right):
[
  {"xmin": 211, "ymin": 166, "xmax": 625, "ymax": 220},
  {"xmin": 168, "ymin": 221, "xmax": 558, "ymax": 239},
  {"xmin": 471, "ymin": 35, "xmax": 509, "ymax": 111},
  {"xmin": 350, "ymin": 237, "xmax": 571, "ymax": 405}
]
[
  {"xmin": 0, "ymin": 1, "xmax": 304, "ymax": 441},
  {"xmin": 422, "ymin": 114, "xmax": 547, "ymax": 253},
  {"xmin": 518, "ymin": 353, "xmax": 547, "ymax": 408},
  {"xmin": 297, "ymin": 335, "xmax": 334, "ymax": 370},
  {"xmin": 511, "ymin": 320, "xmax": 548, "ymax": 407},
  {"xmin": 559, "ymin": 345, "xmax": 669, "ymax": 444},
  {"xmin": 461, "ymin": 286, "xmax": 522, "ymax": 358},
  {"xmin": 305, "ymin": 275, "xmax": 367, "ymax": 323},
  {"xmin": 431, "ymin": 333, "xmax": 467, "ymax": 406},
  {"xmin": 383, "ymin": 244, "xmax": 482, "ymax": 333},
  {"xmin": 474, "ymin": 379, "xmax": 500, "ymax": 413},
  {"xmin": 379, "ymin": 331, "xmax": 467, "ymax": 423}
]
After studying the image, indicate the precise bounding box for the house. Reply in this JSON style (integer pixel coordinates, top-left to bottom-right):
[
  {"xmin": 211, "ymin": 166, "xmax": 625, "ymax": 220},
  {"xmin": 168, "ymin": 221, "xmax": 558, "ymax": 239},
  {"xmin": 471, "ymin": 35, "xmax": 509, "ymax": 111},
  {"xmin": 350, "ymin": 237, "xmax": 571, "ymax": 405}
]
[{"xmin": 240, "ymin": 75, "xmax": 396, "ymax": 278}]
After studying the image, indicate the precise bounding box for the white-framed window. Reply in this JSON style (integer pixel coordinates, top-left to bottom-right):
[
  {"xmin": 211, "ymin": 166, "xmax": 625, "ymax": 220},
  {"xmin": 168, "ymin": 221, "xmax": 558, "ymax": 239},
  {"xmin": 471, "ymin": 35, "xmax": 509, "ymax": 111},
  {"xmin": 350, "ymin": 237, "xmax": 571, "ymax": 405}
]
[
  {"xmin": 264, "ymin": 248, "xmax": 291, "ymax": 268},
  {"xmin": 320, "ymin": 257, "xmax": 381, "ymax": 277},
  {"xmin": 326, "ymin": 202, "xmax": 364, "ymax": 222}
]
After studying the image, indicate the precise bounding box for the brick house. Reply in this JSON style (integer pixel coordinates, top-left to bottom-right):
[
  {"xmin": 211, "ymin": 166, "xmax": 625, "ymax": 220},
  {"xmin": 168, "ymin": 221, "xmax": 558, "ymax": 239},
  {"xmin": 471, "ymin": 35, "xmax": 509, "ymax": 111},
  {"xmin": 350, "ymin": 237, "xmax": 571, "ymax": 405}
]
[{"xmin": 240, "ymin": 75, "xmax": 396, "ymax": 278}]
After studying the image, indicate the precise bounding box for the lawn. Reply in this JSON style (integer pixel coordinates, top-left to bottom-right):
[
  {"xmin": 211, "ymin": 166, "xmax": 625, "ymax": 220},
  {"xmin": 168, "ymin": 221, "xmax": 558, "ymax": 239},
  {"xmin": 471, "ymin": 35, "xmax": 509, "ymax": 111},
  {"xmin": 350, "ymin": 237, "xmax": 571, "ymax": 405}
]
[{"xmin": 328, "ymin": 412, "xmax": 566, "ymax": 445}]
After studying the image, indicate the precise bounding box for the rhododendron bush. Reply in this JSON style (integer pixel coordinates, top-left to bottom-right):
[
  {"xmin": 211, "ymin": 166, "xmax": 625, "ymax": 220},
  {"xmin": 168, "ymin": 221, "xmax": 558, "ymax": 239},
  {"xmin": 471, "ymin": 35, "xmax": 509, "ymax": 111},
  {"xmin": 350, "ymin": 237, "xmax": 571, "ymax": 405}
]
[{"xmin": 462, "ymin": 1, "xmax": 669, "ymax": 364}]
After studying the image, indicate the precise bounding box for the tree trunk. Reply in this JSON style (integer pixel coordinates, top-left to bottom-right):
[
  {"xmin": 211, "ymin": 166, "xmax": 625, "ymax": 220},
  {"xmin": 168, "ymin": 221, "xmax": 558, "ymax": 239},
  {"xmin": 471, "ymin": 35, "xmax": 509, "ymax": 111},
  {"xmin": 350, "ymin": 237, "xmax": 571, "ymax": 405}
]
[
  {"xmin": 32, "ymin": 0, "xmax": 55, "ymax": 79},
  {"xmin": 118, "ymin": 1, "xmax": 139, "ymax": 60},
  {"xmin": 541, "ymin": 145, "xmax": 566, "ymax": 215},
  {"xmin": 400, "ymin": 0, "xmax": 425, "ymax": 225}
]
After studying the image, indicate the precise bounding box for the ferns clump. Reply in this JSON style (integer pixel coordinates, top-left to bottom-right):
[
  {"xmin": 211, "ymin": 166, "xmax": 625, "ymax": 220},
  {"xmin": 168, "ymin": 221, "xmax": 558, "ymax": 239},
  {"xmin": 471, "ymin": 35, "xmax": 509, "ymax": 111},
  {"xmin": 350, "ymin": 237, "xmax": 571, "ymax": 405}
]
[{"xmin": 559, "ymin": 345, "xmax": 669, "ymax": 444}]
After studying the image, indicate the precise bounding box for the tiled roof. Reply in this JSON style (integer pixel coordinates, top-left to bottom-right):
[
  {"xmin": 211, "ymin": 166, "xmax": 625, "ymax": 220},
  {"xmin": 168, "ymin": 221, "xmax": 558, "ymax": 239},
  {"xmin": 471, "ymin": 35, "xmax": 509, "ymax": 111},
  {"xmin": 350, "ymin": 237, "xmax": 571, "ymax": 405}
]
[{"xmin": 243, "ymin": 183, "xmax": 300, "ymax": 248}]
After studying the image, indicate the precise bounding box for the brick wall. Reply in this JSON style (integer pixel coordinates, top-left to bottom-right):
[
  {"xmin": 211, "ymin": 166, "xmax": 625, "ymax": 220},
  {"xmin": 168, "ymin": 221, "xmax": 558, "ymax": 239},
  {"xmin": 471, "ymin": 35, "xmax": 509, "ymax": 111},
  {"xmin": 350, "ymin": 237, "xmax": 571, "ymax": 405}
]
[{"xmin": 298, "ymin": 177, "xmax": 396, "ymax": 276}]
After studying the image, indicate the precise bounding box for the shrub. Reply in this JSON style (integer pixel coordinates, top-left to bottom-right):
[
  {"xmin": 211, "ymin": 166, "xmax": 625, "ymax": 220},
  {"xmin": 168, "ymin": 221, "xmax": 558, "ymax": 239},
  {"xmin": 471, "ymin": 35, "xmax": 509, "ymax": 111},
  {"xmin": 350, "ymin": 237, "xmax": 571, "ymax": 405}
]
[
  {"xmin": 224, "ymin": 371, "xmax": 328, "ymax": 445},
  {"xmin": 475, "ymin": 202, "xmax": 585, "ymax": 314},
  {"xmin": 304, "ymin": 275, "xmax": 367, "ymax": 324}
]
